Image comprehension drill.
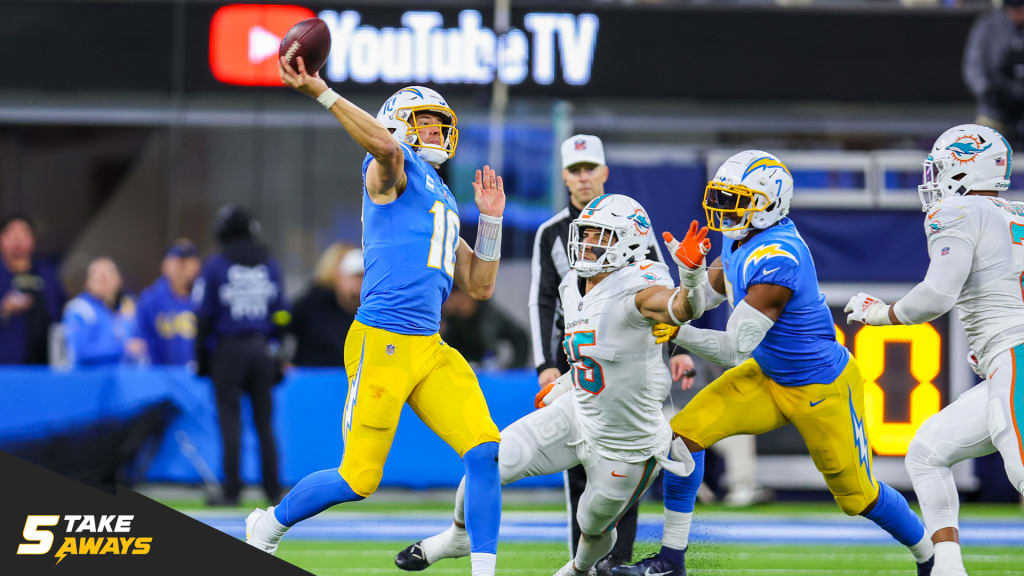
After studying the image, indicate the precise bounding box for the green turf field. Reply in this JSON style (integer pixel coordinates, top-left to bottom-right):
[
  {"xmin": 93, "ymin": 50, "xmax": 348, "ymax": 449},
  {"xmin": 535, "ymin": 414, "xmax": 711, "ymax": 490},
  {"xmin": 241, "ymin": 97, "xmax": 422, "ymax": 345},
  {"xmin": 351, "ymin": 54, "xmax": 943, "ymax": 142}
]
[
  {"xmin": 163, "ymin": 496, "xmax": 1024, "ymax": 575},
  {"xmin": 276, "ymin": 540, "xmax": 1023, "ymax": 575}
]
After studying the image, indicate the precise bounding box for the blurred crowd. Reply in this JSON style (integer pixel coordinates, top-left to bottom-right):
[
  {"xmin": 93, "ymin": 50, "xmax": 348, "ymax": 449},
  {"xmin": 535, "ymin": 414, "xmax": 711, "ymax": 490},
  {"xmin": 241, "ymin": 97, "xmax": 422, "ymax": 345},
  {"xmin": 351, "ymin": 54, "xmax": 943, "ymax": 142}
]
[{"xmin": 0, "ymin": 210, "xmax": 532, "ymax": 373}]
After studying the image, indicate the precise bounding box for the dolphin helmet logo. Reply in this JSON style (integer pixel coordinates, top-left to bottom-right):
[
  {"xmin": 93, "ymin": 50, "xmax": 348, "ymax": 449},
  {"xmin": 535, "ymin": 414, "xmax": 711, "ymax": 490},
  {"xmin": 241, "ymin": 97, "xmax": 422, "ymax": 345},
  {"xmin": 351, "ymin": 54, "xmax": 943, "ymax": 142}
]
[
  {"xmin": 945, "ymin": 135, "xmax": 992, "ymax": 164},
  {"xmin": 627, "ymin": 209, "xmax": 651, "ymax": 234}
]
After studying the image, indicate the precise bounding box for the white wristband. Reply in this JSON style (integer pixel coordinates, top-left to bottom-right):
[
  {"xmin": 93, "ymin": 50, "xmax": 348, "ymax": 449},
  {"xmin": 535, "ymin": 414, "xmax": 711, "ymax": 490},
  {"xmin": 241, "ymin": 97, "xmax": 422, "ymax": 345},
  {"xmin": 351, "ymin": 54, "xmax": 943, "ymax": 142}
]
[
  {"xmin": 474, "ymin": 213, "xmax": 502, "ymax": 261},
  {"xmin": 667, "ymin": 288, "xmax": 684, "ymax": 326},
  {"xmin": 317, "ymin": 88, "xmax": 340, "ymax": 110}
]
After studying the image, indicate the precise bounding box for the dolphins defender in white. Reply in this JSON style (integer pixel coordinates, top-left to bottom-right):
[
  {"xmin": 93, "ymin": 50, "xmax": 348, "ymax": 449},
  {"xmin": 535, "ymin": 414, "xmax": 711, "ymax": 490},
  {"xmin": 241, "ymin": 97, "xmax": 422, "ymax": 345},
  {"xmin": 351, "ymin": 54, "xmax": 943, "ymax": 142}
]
[
  {"xmin": 846, "ymin": 124, "xmax": 1024, "ymax": 576},
  {"xmin": 394, "ymin": 194, "xmax": 710, "ymax": 576}
]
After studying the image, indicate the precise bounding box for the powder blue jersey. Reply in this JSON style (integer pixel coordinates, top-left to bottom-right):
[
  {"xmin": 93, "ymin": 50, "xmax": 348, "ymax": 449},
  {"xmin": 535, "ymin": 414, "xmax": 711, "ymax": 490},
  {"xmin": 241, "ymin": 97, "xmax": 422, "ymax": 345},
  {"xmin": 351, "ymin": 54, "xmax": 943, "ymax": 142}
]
[
  {"xmin": 355, "ymin": 143, "xmax": 459, "ymax": 335},
  {"xmin": 720, "ymin": 217, "xmax": 848, "ymax": 386}
]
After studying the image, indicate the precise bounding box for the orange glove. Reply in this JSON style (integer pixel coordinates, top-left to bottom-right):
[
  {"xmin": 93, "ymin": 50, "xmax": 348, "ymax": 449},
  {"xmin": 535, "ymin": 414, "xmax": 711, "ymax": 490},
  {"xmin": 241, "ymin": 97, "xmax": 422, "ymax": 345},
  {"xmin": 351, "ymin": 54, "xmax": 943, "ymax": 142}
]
[
  {"xmin": 663, "ymin": 220, "xmax": 711, "ymax": 270},
  {"xmin": 535, "ymin": 373, "xmax": 574, "ymax": 408},
  {"xmin": 534, "ymin": 382, "xmax": 555, "ymax": 409}
]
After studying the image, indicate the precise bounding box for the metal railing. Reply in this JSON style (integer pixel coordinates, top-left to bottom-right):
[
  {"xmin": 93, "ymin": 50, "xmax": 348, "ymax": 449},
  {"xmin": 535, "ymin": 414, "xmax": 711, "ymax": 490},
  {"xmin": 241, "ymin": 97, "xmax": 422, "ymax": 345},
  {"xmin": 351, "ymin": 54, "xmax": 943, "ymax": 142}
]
[{"xmin": 706, "ymin": 149, "xmax": 1024, "ymax": 210}]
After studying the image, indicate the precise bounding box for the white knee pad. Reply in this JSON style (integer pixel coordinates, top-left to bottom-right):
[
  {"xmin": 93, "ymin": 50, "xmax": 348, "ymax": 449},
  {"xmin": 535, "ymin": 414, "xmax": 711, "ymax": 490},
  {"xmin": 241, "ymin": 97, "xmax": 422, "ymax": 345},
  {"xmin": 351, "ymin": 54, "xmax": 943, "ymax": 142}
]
[
  {"xmin": 497, "ymin": 425, "xmax": 535, "ymax": 485},
  {"xmin": 576, "ymin": 489, "xmax": 624, "ymax": 536},
  {"xmin": 906, "ymin": 435, "xmax": 959, "ymax": 536}
]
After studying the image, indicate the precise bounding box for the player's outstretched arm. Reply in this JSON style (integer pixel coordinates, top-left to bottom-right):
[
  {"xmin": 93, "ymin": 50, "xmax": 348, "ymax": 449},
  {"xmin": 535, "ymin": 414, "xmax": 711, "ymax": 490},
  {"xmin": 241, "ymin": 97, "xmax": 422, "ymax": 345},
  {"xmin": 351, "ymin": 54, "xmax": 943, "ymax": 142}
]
[
  {"xmin": 668, "ymin": 284, "xmax": 789, "ymax": 367},
  {"xmin": 279, "ymin": 56, "xmax": 404, "ymax": 203},
  {"xmin": 454, "ymin": 166, "xmax": 505, "ymax": 300},
  {"xmin": 845, "ymin": 237, "xmax": 972, "ymax": 326},
  {"xmin": 635, "ymin": 285, "xmax": 696, "ymax": 325}
]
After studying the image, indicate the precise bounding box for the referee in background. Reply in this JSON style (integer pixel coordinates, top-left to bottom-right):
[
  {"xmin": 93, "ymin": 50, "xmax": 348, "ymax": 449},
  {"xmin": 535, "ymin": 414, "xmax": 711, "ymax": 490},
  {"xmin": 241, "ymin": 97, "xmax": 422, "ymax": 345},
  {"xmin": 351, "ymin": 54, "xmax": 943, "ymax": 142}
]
[
  {"xmin": 529, "ymin": 135, "xmax": 695, "ymax": 574},
  {"xmin": 194, "ymin": 206, "xmax": 289, "ymax": 506}
]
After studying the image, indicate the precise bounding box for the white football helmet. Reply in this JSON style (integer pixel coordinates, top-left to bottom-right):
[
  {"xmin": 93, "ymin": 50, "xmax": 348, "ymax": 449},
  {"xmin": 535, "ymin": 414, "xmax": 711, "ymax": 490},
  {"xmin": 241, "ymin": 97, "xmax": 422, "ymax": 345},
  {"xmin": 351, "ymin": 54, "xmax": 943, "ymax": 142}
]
[
  {"xmin": 704, "ymin": 150, "xmax": 794, "ymax": 240},
  {"xmin": 919, "ymin": 124, "xmax": 1012, "ymax": 212},
  {"xmin": 376, "ymin": 86, "xmax": 458, "ymax": 167},
  {"xmin": 568, "ymin": 194, "xmax": 652, "ymax": 278}
]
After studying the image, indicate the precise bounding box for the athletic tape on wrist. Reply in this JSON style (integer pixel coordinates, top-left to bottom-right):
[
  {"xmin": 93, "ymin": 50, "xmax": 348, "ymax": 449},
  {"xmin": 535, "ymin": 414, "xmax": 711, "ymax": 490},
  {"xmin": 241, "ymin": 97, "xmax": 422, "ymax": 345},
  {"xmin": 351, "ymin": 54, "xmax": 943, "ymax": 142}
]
[
  {"xmin": 474, "ymin": 214, "xmax": 502, "ymax": 261},
  {"xmin": 317, "ymin": 89, "xmax": 340, "ymax": 110}
]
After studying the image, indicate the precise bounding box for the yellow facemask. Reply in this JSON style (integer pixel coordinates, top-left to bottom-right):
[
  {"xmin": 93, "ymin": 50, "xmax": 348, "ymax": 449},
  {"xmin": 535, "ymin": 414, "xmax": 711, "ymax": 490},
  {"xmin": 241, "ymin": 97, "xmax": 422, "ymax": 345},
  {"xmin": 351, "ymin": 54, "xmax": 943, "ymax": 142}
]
[
  {"xmin": 399, "ymin": 105, "xmax": 460, "ymax": 159},
  {"xmin": 702, "ymin": 181, "xmax": 772, "ymax": 233}
]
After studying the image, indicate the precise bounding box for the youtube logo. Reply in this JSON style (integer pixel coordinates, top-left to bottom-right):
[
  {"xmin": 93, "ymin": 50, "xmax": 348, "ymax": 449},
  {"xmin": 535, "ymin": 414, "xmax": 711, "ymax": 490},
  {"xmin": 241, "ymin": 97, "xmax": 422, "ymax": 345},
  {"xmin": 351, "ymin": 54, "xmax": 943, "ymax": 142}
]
[{"xmin": 210, "ymin": 4, "xmax": 314, "ymax": 86}]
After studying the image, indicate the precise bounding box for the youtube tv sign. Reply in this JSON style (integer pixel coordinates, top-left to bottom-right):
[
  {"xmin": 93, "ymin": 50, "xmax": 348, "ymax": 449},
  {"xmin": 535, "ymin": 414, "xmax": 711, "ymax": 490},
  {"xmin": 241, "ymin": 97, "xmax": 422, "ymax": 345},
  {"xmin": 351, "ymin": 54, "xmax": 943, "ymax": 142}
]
[
  {"xmin": 209, "ymin": 4, "xmax": 600, "ymax": 88},
  {"xmin": 210, "ymin": 4, "xmax": 315, "ymax": 86}
]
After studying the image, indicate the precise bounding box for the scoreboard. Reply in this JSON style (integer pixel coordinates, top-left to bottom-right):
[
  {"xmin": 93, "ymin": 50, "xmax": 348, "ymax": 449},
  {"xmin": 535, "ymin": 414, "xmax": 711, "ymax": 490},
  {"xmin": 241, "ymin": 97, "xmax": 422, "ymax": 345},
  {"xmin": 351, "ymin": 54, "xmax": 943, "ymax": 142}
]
[{"xmin": 832, "ymin": 315, "xmax": 948, "ymax": 457}]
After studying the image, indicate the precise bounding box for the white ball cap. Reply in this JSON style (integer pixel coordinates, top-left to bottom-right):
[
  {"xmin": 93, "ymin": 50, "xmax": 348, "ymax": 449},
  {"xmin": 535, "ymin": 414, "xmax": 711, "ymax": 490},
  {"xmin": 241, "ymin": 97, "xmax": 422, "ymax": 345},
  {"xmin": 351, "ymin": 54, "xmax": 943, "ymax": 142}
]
[
  {"xmin": 338, "ymin": 249, "xmax": 364, "ymax": 276},
  {"xmin": 561, "ymin": 134, "xmax": 605, "ymax": 169}
]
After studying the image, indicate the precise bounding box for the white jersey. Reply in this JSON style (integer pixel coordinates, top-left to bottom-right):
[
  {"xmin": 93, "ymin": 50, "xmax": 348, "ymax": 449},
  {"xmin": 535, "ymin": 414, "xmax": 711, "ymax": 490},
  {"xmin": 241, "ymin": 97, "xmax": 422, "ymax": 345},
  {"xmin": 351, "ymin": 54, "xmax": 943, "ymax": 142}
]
[
  {"xmin": 558, "ymin": 259, "xmax": 674, "ymax": 462},
  {"xmin": 925, "ymin": 195, "xmax": 1024, "ymax": 370}
]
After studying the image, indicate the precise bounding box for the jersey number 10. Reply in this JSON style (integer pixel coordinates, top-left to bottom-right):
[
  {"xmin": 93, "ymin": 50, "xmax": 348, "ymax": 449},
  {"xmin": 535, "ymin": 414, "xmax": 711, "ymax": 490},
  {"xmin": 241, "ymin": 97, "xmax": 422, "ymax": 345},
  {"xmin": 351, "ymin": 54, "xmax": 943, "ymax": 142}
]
[{"xmin": 428, "ymin": 201, "xmax": 460, "ymax": 277}]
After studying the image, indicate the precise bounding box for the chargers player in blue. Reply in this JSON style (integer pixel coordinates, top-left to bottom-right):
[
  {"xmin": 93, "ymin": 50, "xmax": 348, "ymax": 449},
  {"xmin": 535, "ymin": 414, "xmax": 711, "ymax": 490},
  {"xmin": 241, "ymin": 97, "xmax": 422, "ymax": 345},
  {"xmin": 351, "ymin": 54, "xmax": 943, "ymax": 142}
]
[
  {"xmin": 135, "ymin": 240, "xmax": 200, "ymax": 365},
  {"xmin": 246, "ymin": 57, "xmax": 506, "ymax": 576},
  {"xmin": 614, "ymin": 151, "xmax": 935, "ymax": 576}
]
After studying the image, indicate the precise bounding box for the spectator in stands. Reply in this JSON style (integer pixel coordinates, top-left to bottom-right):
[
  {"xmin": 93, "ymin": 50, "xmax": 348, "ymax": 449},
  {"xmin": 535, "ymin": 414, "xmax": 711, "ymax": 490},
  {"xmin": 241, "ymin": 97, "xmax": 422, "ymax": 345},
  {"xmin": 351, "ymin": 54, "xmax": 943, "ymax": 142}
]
[
  {"xmin": 441, "ymin": 286, "xmax": 530, "ymax": 369},
  {"xmin": 964, "ymin": 0, "xmax": 1024, "ymax": 147},
  {"xmin": 63, "ymin": 257, "xmax": 146, "ymax": 366},
  {"xmin": 194, "ymin": 206, "xmax": 286, "ymax": 506},
  {"xmin": 289, "ymin": 243, "xmax": 361, "ymax": 366},
  {"xmin": 136, "ymin": 239, "xmax": 200, "ymax": 366},
  {"xmin": 0, "ymin": 213, "xmax": 65, "ymax": 364}
]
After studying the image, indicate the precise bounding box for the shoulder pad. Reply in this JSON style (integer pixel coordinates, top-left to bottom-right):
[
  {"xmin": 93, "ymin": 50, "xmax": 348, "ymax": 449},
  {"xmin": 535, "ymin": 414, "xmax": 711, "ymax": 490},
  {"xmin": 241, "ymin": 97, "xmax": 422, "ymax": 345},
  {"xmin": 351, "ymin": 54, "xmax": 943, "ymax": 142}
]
[
  {"xmin": 741, "ymin": 241, "xmax": 801, "ymax": 280},
  {"xmin": 924, "ymin": 200, "xmax": 971, "ymax": 239},
  {"xmin": 618, "ymin": 260, "xmax": 673, "ymax": 292}
]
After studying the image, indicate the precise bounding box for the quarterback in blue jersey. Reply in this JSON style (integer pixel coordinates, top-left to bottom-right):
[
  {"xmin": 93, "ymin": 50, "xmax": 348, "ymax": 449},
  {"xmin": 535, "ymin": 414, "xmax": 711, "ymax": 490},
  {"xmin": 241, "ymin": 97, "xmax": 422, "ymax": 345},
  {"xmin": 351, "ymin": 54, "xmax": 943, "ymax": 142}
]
[
  {"xmin": 246, "ymin": 56, "xmax": 505, "ymax": 576},
  {"xmin": 614, "ymin": 151, "xmax": 935, "ymax": 576}
]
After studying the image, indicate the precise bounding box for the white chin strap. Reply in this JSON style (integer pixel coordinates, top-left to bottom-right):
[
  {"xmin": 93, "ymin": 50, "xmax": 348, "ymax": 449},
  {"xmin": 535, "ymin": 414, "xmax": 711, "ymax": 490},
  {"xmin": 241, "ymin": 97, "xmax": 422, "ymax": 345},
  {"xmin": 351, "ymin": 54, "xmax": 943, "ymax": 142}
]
[
  {"xmin": 417, "ymin": 147, "xmax": 450, "ymax": 167},
  {"xmin": 723, "ymin": 228, "xmax": 750, "ymax": 240}
]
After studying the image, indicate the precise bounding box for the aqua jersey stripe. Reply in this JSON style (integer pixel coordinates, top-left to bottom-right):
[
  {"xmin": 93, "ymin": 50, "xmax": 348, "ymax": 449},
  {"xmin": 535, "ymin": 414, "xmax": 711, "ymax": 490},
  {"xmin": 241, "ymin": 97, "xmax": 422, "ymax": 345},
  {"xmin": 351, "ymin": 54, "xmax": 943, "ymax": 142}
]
[
  {"xmin": 1012, "ymin": 345, "xmax": 1024, "ymax": 469},
  {"xmin": 604, "ymin": 458, "xmax": 656, "ymax": 533}
]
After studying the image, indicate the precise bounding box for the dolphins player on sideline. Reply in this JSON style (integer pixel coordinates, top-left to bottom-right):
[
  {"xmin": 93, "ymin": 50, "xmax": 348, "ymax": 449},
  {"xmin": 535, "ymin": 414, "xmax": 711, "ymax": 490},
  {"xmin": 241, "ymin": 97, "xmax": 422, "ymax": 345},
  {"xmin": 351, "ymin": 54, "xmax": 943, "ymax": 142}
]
[
  {"xmin": 617, "ymin": 151, "xmax": 935, "ymax": 576},
  {"xmin": 847, "ymin": 124, "xmax": 1023, "ymax": 576},
  {"xmin": 395, "ymin": 194, "xmax": 710, "ymax": 576}
]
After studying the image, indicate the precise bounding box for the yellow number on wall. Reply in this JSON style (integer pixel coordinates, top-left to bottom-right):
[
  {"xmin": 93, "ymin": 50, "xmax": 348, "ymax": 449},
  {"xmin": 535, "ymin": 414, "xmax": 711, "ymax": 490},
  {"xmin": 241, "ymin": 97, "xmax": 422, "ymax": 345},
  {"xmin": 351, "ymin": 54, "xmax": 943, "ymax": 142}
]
[{"xmin": 853, "ymin": 324, "xmax": 942, "ymax": 456}]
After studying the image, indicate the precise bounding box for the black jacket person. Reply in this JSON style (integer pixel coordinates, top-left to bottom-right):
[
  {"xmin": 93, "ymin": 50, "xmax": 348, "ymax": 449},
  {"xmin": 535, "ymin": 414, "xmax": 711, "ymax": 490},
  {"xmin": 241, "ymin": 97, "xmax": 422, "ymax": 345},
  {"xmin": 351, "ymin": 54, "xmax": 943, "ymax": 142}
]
[{"xmin": 193, "ymin": 206, "xmax": 288, "ymax": 505}]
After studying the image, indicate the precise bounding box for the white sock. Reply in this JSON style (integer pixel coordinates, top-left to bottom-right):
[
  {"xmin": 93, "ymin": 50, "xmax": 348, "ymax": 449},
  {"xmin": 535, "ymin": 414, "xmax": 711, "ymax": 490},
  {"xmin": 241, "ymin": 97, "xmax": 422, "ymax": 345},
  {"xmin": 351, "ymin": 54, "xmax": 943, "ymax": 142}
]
[
  {"xmin": 454, "ymin": 477, "xmax": 467, "ymax": 525},
  {"xmin": 934, "ymin": 541, "xmax": 965, "ymax": 570},
  {"xmin": 421, "ymin": 523, "xmax": 469, "ymax": 562},
  {"xmin": 662, "ymin": 509, "xmax": 692, "ymax": 550},
  {"xmin": 909, "ymin": 534, "xmax": 934, "ymax": 563},
  {"xmin": 471, "ymin": 551, "xmax": 496, "ymax": 576},
  {"xmin": 574, "ymin": 530, "xmax": 617, "ymax": 571},
  {"xmin": 257, "ymin": 506, "xmax": 288, "ymax": 543}
]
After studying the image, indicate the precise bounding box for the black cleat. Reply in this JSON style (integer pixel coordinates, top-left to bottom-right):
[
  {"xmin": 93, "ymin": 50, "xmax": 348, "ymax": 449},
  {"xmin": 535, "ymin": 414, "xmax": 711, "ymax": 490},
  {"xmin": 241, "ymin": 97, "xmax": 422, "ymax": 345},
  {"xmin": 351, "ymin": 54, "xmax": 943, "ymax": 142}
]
[
  {"xmin": 595, "ymin": 556, "xmax": 626, "ymax": 576},
  {"xmin": 611, "ymin": 553, "xmax": 686, "ymax": 576},
  {"xmin": 917, "ymin": 555, "xmax": 934, "ymax": 576},
  {"xmin": 395, "ymin": 541, "xmax": 431, "ymax": 571}
]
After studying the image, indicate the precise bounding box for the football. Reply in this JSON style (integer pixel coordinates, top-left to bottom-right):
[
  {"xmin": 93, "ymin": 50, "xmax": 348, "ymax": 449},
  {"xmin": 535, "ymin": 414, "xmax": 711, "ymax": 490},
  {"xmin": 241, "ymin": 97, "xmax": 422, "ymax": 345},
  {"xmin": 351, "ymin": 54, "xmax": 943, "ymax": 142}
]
[{"xmin": 278, "ymin": 18, "xmax": 331, "ymax": 76}]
